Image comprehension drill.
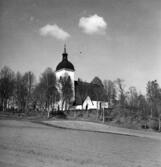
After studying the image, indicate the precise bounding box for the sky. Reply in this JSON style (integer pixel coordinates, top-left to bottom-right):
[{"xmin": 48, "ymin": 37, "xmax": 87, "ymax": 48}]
[{"xmin": 0, "ymin": 0, "xmax": 161, "ymax": 94}]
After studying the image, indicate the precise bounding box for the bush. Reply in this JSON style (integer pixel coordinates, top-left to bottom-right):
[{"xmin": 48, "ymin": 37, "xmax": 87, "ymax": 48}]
[
  {"xmin": 50, "ymin": 110, "xmax": 67, "ymax": 119},
  {"xmin": 148, "ymin": 118, "xmax": 159, "ymax": 131}
]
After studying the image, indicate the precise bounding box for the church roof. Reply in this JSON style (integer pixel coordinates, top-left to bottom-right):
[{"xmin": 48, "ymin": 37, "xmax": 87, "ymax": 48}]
[
  {"xmin": 56, "ymin": 45, "xmax": 75, "ymax": 71},
  {"xmin": 73, "ymin": 81, "xmax": 108, "ymax": 106}
]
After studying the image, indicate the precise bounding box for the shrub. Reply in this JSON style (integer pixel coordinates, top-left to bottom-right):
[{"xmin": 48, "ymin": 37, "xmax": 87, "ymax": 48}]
[{"xmin": 50, "ymin": 110, "xmax": 67, "ymax": 119}]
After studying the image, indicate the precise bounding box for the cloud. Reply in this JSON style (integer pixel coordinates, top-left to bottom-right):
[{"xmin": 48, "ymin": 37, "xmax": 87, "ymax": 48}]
[
  {"xmin": 40, "ymin": 24, "xmax": 70, "ymax": 40},
  {"xmin": 79, "ymin": 14, "xmax": 107, "ymax": 35}
]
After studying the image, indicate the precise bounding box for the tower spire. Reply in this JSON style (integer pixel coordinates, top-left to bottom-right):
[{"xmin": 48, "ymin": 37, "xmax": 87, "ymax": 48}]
[
  {"xmin": 64, "ymin": 44, "xmax": 66, "ymax": 54},
  {"xmin": 62, "ymin": 43, "xmax": 68, "ymax": 60}
]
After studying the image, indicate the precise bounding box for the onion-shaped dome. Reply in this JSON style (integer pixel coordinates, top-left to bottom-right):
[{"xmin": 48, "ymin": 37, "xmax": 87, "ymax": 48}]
[{"xmin": 56, "ymin": 46, "xmax": 75, "ymax": 71}]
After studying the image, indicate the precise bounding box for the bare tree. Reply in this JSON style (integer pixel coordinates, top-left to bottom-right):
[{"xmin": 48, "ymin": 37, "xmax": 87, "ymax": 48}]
[
  {"xmin": 146, "ymin": 80, "xmax": 161, "ymax": 131},
  {"xmin": 59, "ymin": 74, "xmax": 73, "ymax": 110},
  {"xmin": 0, "ymin": 66, "xmax": 15, "ymax": 111},
  {"xmin": 14, "ymin": 72, "xmax": 27, "ymax": 111},
  {"xmin": 104, "ymin": 80, "xmax": 116, "ymax": 106},
  {"xmin": 33, "ymin": 83, "xmax": 45, "ymax": 111},
  {"xmin": 91, "ymin": 77, "xmax": 106, "ymax": 119},
  {"xmin": 34, "ymin": 68, "xmax": 59, "ymax": 112},
  {"xmin": 115, "ymin": 78, "xmax": 126, "ymax": 107},
  {"xmin": 23, "ymin": 71, "xmax": 36, "ymax": 112},
  {"xmin": 126, "ymin": 86, "xmax": 139, "ymax": 120},
  {"xmin": 137, "ymin": 94, "xmax": 149, "ymax": 128}
]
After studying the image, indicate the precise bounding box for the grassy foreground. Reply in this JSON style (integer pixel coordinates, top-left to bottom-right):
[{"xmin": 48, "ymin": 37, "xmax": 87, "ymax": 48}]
[{"xmin": 0, "ymin": 119, "xmax": 161, "ymax": 167}]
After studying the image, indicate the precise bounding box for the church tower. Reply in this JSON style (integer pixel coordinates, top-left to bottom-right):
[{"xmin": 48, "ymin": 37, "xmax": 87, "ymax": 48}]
[{"xmin": 55, "ymin": 45, "xmax": 75, "ymax": 109}]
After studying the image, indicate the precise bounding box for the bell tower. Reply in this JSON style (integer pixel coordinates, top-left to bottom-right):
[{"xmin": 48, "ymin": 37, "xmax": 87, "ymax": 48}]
[{"xmin": 55, "ymin": 45, "xmax": 75, "ymax": 110}]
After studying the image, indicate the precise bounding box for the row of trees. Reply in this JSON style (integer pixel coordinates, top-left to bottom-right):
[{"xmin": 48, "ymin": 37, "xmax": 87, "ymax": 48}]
[
  {"xmin": 0, "ymin": 66, "xmax": 161, "ymax": 131},
  {"xmin": 76, "ymin": 77, "xmax": 161, "ymax": 131},
  {"xmin": 0, "ymin": 66, "xmax": 73, "ymax": 113}
]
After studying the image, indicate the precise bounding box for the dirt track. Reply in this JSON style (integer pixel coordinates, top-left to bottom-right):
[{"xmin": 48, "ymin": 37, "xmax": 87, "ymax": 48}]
[{"xmin": 0, "ymin": 120, "xmax": 161, "ymax": 167}]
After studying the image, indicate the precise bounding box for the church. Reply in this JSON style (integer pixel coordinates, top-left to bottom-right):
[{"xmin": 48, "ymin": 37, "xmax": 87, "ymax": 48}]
[{"xmin": 55, "ymin": 45, "xmax": 108, "ymax": 111}]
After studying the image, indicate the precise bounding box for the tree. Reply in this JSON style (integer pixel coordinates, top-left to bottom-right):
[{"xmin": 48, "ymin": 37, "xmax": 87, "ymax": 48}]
[
  {"xmin": 146, "ymin": 80, "xmax": 161, "ymax": 131},
  {"xmin": 115, "ymin": 78, "xmax": 126, "ymax": 107},
  {"xmin": 14, "ymin": 71, "xmax": 36, "ymax": 112},
  {"xmin": 76, "ymin": 78, "xmax": 89, "ymax": 108},
  {"xmin": 104, "ymin": 80, "xmax": 116, "ymax": 106},
  {"xmin": 14, "ymin": 72, "xmax": 28, "ymax": 111},
  {"xmin": 137, "ymin": 94, "xmax": 149, "ymax": 128},
  {"xmin": 34, "ymin": 68, "xmax": 59, "ymax": 112},
  {"xmin": 0, "ymin": 66, "xmax": 15, "ymax": 111},
  {"xmin": 59, "ymin": 74, "xmax": 73, "ymax": 110},
  {"xmin": 91, "ymin": 77, "xmax": 105, "ymax": 100},
  {"xmin": 91, "ymin": 77, "xmax": 106, "ymax": 119},
  {"xmin": 23, "ymin": 71, "xmax": 36, "ymax": 112},
  {"xmin": 126, "ymin": 86, "xmax": 139, "ymax": 120},
  {"xmin": 33, "ymin": 82, "xmax": 46, "ymax": 111}
]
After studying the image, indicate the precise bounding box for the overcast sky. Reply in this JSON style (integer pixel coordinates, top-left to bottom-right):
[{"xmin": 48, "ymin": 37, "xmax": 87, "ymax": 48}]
[{"xmin": 0, "ymin": 0, "xmax": 161, "ymax": 94}]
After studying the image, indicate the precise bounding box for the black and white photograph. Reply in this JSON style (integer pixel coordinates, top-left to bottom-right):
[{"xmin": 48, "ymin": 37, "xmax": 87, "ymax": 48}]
[{"xmin": 0, "ymin": 0, "xmax": 161, "ymax": 166}]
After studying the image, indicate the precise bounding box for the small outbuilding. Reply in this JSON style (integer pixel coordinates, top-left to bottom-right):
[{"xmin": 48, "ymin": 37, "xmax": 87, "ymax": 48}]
[{"xmin": 74, "ymin": 96, "xmax": 108, "ymax": 110}]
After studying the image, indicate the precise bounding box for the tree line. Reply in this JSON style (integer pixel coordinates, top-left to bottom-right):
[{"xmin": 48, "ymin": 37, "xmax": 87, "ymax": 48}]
[
  {"xmin": 0, "ymin": 66, "xmax": 73, "ymax": 113},
  {"xmin": 0, "ymin": 66, "xmax": 161, "ymax": 131}
]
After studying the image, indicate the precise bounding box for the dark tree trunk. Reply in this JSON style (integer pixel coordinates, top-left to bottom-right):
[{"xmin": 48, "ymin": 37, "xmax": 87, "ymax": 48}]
[{"xmin": 159, "ymin": 114, "xmax": 161, "ymax": 132}]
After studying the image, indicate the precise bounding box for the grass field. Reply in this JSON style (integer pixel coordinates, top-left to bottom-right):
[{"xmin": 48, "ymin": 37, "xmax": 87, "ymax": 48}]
[{"xmin": 0, "ymin": 119, "xmax": 161, "ymax": 167}]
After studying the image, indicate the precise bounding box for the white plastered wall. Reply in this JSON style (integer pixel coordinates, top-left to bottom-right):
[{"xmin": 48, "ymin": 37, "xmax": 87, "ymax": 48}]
[{"xmin": 55, "ymin": 69, "xmax": 75, "ymax": 110}]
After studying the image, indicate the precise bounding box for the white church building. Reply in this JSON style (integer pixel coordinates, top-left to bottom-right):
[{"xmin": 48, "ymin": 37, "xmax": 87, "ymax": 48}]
[{"xmin": 55, "ymin": 45, "xmax": 108, "ymax": 111}]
